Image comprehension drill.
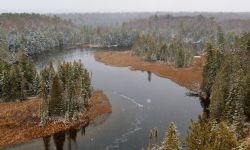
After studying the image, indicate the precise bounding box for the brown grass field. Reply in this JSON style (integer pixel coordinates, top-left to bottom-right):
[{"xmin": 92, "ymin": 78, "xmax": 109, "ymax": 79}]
[{"xmin": 95, "ymin": 51, "xmax": 203, "ymax": 90}]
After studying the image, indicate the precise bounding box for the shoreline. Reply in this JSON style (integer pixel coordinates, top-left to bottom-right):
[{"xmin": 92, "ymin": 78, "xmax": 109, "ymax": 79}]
[
  {"xmin": 0, "ymin": 90, "xmax": 112, "ymax": 148},
  {"xmin": 95, "ymin": 51, "xmax": 203, "ymax": 91}
]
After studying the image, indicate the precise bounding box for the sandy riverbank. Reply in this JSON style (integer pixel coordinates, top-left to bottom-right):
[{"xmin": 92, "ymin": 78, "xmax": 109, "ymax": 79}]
[
  {"xmin": 0, "ymin": 90, "xmax": 111, "ymax": 148},
  {"xmin": 95, "ymin": 51, "xmax": 203, "ymax": 90}
]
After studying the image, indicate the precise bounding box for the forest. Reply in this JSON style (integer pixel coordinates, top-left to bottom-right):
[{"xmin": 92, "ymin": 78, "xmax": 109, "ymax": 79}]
[
  {"xmin": 146, "ymin": 32, "xmax": 250, "ymax": 150},
  {"xmin": 0, "ymin": 12, "xmax": 249, "ymax": 149}
]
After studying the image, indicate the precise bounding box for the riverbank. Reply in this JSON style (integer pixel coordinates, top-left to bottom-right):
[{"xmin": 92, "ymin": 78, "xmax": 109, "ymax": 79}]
[
  {"xmin": 0, "ymin": 90, "xmax": 111, "ymax": 148},
  {"xmin": 95, "ymin": 51, "xmax": 203, "ymax": 90}
]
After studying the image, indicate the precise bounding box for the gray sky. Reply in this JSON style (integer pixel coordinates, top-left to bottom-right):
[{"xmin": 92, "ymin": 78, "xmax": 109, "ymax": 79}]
[{"xmin": 0, "ymin": 0, "xmax": 249, "ymax": 13}]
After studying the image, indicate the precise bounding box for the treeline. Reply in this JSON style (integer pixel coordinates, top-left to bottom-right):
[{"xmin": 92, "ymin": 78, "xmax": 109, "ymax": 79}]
[
  {"xmin": 123, "ymin": 15, "xmax": 217, "ymax": 43},
  {"xmin": 55, "ymin": 12, "xmax": 250, "ymax": 29},
  {"xmin": 131, "ymin": 34, "xmax": 194, "ymax": 67},
  {"xmin": 83, "ymin": 26, "xmax": 138, "ymax": 47},
  {"xmin": 2, "ymin": 13, "xmax": 250, "ymax": 65},
  {"xmin": 55, "ymin": 13, "xmax": 153, "ymax": 27},
  {"xmin": 0, "ymin": 13, "xmax": 140, "ymax": 61},
  {"xmin": 126, "ymin": 15, "xmax": 238, "ymax": 67},
  {"xmin": 122, "ymin": 14, "xmax": 250, "ymax": 40}
]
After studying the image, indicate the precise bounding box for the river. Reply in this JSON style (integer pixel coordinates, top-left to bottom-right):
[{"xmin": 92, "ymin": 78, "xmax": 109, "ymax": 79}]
[{"xmin": 7, "ymin": 48, "xmax": 203, "ymax": 150}]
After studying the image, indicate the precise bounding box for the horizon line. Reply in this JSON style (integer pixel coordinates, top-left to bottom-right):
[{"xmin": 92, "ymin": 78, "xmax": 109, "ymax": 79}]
[{"xmin": 1, "ymin": 11, "xmax": 250, "ymax": 15}]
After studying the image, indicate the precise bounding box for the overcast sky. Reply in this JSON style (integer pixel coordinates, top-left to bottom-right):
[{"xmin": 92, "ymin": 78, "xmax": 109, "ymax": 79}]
[{"xmin": 0, "ymin": 0, "xmax": 249, "ymax": 13}]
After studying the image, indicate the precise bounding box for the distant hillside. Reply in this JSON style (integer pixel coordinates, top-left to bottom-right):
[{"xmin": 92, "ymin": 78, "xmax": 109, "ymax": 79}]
[
  {"xmin": 0, "ymin": 13, "xmax": 83, "ymax": 58},
  {"xmin": 54, "ymin": 12, "xmax": 250, "ymax": 27},
  {"xmin": 0, "ymin": 13, "xmax": 75, "ymax": 32},
  {"xmin": 53, "ymin": 12, "xmax": 154, "ymax": 27},
  {"xmin": 122, "ymin": 15, "xmax": 217, "ymax": 42}
]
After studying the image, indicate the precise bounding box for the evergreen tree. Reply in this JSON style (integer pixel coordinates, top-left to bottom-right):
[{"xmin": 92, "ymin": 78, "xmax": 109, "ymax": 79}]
[
  {"xmin": 48, "ymin": 74, "xmax": 64, "ymax": 117},
  {"xmin": 175, "ymin": 47, "xmax": 185, "ymax": 68},
  {"xmin": 40, "ymin": 62, "xmax": 55, "ymax": 99},
  {"xmin": 186, "ymin": 114, "xmax": 212, "ymax": 150},
  {"xmin": 40, "ymin": 78, "xmax": 49, "ymax": 100},
  {"xmin": 18, "ymin": 54, "xmax": 36, "ymax": 96},
  {"xmin": 245, "ymin": 73, "xmax": 250, "ymax": 116},
  {"xmin": 231, "ymin": 100, "xmax": 245, "ymax": 138},
  {"xmin": 211, "ymin": 122, "xmax": 238, "ymax": 150},
  {"xmin": 162, "ymin": 122, "xmax": 181, "ymax": 150},
  {"xmin": 10, "ymin": 66, "xmax": 22, "ymax": 100},
  {"xmin": 209, "ymin": 57, "xmax": 231, "ymax": 120},
  {"xmin": 186, "ymin": 114, "xmax": 238, "ymax": 150},
  {"xmin": 221, "ymin": 59, "xmax": 246, "ymax": 136},
  {"xmin": 201, "ymin": 42, "xmax": 222, "ymax": 99},
  {"xmin": 217, "ymin": 26, "xmax": 225, "ymax": 46}
]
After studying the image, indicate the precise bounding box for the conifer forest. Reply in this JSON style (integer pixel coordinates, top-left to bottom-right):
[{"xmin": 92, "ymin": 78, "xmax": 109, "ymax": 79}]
[{"xmin": 0, "ymin": 1, "xmax": 250, "ymax": 150}]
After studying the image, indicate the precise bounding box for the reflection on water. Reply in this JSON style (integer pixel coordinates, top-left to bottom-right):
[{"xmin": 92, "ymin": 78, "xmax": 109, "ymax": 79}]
[
  {"xmin": 42, "ymin": 128, "xmax": 81, "ymax": 150},
  {"xmin": 43, "ymin": 136, "xmax": 51, "ymax": 150},
  {"xmin": 8, "ymin": 49, "xmax": 203, "ymax": 150},
  {"xmin": 53, "ymin": 132, "xmax": 65, "ymax": 150},
  {"xmin": 147, "ymin": 71, "xmax": 152, "ymax": 82}
]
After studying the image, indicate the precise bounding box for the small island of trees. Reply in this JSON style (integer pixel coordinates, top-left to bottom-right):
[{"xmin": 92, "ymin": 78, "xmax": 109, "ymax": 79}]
[{"xmin": 39, "ymin": 61, "xmax": 92, "ymax": 125}]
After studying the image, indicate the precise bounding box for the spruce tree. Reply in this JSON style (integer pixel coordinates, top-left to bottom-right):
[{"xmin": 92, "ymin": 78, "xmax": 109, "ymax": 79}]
[
  {"xmin": 10, "ymin": 66, "xmax": 20, "ymax": 100},
  {"xmin": 245, "ymin": 73, "xmax": 250, "ymax": 117},
  {"xmin": 212, "ymin": 122, "xmax": 237, "ymax": 150},
  {"xmin": 186, "ymin": 114, "xmax": 212, "ymax": 150},
  {"xmin": 232, "ymin": 101, "xmax": 245, "ymax": 138},
  {"xmin": 225, "ymin": 66, "xmax": 246, "ymax": 137},
  {"xmin": 186, "ymin": 114, "xmax": 238, "ymax": 150},
  {"xmin": 217, "ymin": 26, "xmax": 225, "ymax": 46},
  {"xmin": 201, "ymin": 42, "xmax": 215, "ymax": 98},
  {"xmin": 162, "ymin": 122, "xmax": 181, "ymax": 150},
  {"xmin": 48, "ymin": 74, "xmax": 64, "ymax": 117},
  {"xmin": 210, "ymin": 57, "xmax": 231, "ymax": 120},
  {"xmin": 202, "ymin": 42, "xmax": 222, "ymax": 99},
  {"xmin": 175, "ymin": 47, "xmax": 185, "ymax": 68}
]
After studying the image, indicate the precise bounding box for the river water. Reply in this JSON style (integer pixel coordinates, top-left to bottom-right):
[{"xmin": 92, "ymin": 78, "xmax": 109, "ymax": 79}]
[{"xmin": 7, "ymin": 49, "xmax": 203, "ymax": 150}]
